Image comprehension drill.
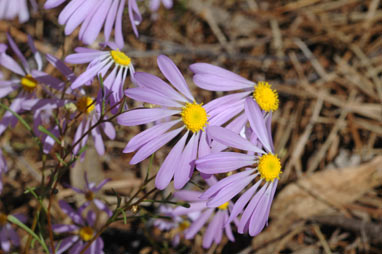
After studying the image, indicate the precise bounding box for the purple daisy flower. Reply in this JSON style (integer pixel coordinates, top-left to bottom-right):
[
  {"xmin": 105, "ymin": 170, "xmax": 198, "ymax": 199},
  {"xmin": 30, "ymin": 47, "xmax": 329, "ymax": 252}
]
[
  {"xmin": 0, "ymin": 213, "xmax": 25, "ymax": 252},
  {"xmin": 152, "ymin": 205, "xmax": 187, "ymax": 246},
  {"xmin": 53, "ymin": 200, "xmax": 104, "ymax": 254},
  {"xmin": 153, "ymin": 205, "xmax": 180, "ymax": 231},
  {"xmin": 68, "ymin": 173, "xmax": 111, "ymax": 217},
  {"xmin": 44, "ymin": 0, "xmax": 142, "ymax": 48},
  {"xmin": 195, "ymin": 97, "xmax": 281, "ymax": 237},
  {"xmin": 65, "ymin": 44, "xmax": 135, "ymax": 112},
  {"xmin": 172, "ymin": 186, "xmax": 236, "ymax": 249},
  {"xmin": 0, "ymin": 0, "xmax": 37, "ymax": 23},
  {"xmin": 0, "ymin": 149, "xmax": 7, "ymax": 193},
  {"xmin": 0, "ymin": 34, "xmax": 55, "ymax": 136},
  {"xmin": 71, "ymin": 91, "xmax": 116, "ymax": 157},
  {"xmin": 190, "ymin": 63, "xmax": 279, "ymax": 124},
  {"xmin": 117, "ymin": 55, "xmax": 239, "ymax": 190}
]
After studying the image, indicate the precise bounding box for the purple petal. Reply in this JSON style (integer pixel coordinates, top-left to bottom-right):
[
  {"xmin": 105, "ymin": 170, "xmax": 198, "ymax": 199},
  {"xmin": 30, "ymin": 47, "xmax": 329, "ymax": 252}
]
[
  {"xmin": 198, "ymin": 131, "xmax": 210, "ymax": 158},
  {"xmin": 125, "ymin": 87, "xmax": 182, "ymax": 107},
  {"xmin": 104, "ymin": 0, "xmax": 119, "ymax": 42},
  {"xmin": 193, "ymin": 73, "xmax": 252, "ymax": 91},
  {"xmin": 244, "ymin": 97, "xmax": 272, "ymax": 152},
  {"xmin": 117, "ymin": 108, "xmax": 179, "ymax": 126},
  {"xmin": 52, "ymin": 224, "xmax": 79, "ymax": 233},
  {"xmin": 207, "ymin": 174, "xmax": 257, "ymax": 207},
  {"xmin": 227, "ymin": 179, "xmax": 262, "ymax": 225},
  {"xmin": 114, "ymin": 0, "xmax": 126, "ymax": 48},
  {"xmin": 128, "ymin": 0, "xmax": 142, "ymax": 37},
  {"xmin": 208, "ymin": 126, "xmax": 264, "ymax": 154},
  {"xmin": 91, "ymin": 124, "xmax": 105, "ymax": 156},
  {"xmin": 134, "ymin": 72, "xmax": 187, "ymax": 103},
  {"xmin": 101, "ymin": 121, "xmax": 116, "ymax": 140},
  {"xmin": 86, "ymin": 210, "xmax": 96, "ymax": 227},
  {"xmin": 0, "ymin": 53, "xmax": 25, "ymax": 76},
  {"xmin": 94, "ymin": 178, "xmax": 110, "ymax": 192},
  {"xmin": 130, "ymin": 127, "xmax": 184, "ymax": 164},
  {"xmin": 196, "ymin": 152, "xmax": 255, "ymax": 174},
  {"xmin": 238, "ymin": 182, "xmax": 268, "ymax": 233},
  {"xmin": 94, "ymin": 199, "xmax": 112, "ymax": 217},
  {"xmin": 155, "ymin": 132, "xmax": 188, "ymax": 190},
  {"xmin": 65, "ymin": 51, "xmax": 105, "ymax": 64},
  {"xmin": 7, "ymin": 33, "xmax": 30, "ymax": 73},
  {"xmin": 200, "ymin": 169, "xmax": 254, "ymax": 200},
  {"xmin": 56, "ymin": 236, "xmax": 79, "ymax": 254},
  {"xmin": 202, "ymin": 211, "xmax": 222, "ymax": 248},
  {"xmin": 174, "ymin": 132, "xmax": 199, "ymax": 189},
  {"xmin": 184, "ymin": 208, "xmax": 213, "ymax": 239},
  {"xmin": 46, "ymin": 54, "xmax": 76, "ymax": 82},
  {"xmin": 203, "ymin": 92, "xmax": 249, "ymax": 112},
  {"xmin": 190, "ymin": 63, "xmax": 254, "ymax": 85},
  {"xmin": 224, "ymin": 212, "xmax": 235, "ymax": 242},
  {"xmin": 248, "ymin": 183, "xmax": 274, "ymax": 236},
  {"xmin": 157, "ymin": 55, "xmax": 194, "ymax": 101},
  {"xmin": 81, "ymin": 0, "xmax": 112, "ymax": 45},
  {"xmin": 173, "ymin": 202, "xmax": 206, "ymax": 216},
  {"xmin": 124, "ymin": 120, "xmax": 179, "ymax": 153},
  {"xmin": 173, "ymin": 190, "xmax": 203, "ymax": 202},
  {"xmin": 58, "ymin": 200, "xmax": 84, "ymax": 225}
]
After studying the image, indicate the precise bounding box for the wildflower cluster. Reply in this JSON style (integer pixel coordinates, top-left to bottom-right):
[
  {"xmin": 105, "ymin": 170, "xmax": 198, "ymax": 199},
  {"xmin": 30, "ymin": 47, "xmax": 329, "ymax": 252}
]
[{"xmin": 0, "ymin": 0, "xmax": 281, "ymax": 252}]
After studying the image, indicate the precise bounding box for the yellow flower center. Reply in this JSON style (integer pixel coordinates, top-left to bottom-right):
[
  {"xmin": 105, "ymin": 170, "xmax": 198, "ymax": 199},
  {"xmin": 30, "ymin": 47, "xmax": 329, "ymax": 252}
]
[
  {"xmin": 76, "ymin": 96, "xmax": 95, "ymax": 114},
  {"xmin": 0, "ymin": 213, "xmax": 8, "ymax": 226},
  {"xmin": 79, "ymin": 226, "xmax": 94, "ymax": 242},
  {"xmin": 181, "ymin": 102, "xmax": 208, "ymax": 133},
  {"xmin": 178, "ymin": 221, "xmax": 190, "ymax": 232},
  {"xmin": 253, "ymin": 81, "xmax": 279, "ymax": 112},
  {"xmin": 110, "ymin": 50, "xmax": 131, "ymax": 66},
  {"xmin": 258, "ymin": 153, "xmax": 282, "ymax": 182},
  {"xmin": 217, "ymin": 202, "xmax": 229, "ymax": 210},
  {"xmin": 21, "ymin": 74, "xmax": 38, "ymax": 92},
  {"xmin": 85, "ymin": 191, "xmax": 94, "ymax": 201}
]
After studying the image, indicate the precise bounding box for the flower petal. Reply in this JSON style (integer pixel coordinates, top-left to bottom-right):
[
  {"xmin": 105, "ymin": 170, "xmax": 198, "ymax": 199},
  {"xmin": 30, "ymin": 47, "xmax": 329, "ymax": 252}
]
[
  {"xmin": 117, "ymin": 108, "xmax": 179, "ymax": 126},
  {"xmin": 174, "ymin": 132, "xmax": 199, "ymax": 189},
  {"xmin": 196, "ymin": 152, "xmax": 255, "ymax": 174},
  {"xmin": 184, "ymin": 209, "xmax": 213, "ymax": 239},
  {"xmin": 244, "ymin": 97, "xmax": 272, "ymax": 152},
  {"xmin": 155, "ymin": 131, "xmax": 188, "ymax": 190},
  {"xmin": 208, "ymin": 126, "xmax": 264, "ymax": 154},
  {"xmin": 125, "ymin": 87, "xmax": 182, "ymax": 107},
  {"xmin": 157, "ymin": 55, "xmax": 194, "ymax": 101},
  {"xmin": 130, "ymin": 127, "xmax": 184, "ymax": 164}
]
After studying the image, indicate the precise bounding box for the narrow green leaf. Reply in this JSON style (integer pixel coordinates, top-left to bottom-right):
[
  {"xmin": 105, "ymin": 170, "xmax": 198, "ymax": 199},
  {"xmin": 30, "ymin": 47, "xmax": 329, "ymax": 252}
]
[
  {"xmin": 38, "ymin": 125, "xmax": 61, "ymax": 145},
  {"xmin": 7, "ymin": 215, "xmax": 50, "ymax": 253},
  {"xmin": 0, "ymin": 102, "xmax": 32, "ymax": 132}
]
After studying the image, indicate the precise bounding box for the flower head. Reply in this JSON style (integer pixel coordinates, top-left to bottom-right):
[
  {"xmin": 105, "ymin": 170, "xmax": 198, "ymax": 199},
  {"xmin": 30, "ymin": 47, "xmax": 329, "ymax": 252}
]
[
  {"xmin": 190, "ymin": 63, "xmax": 279, "ymax": 127},
  {"xmin": 71, "ymin": 91, "xmax": 116, "ymax": 157},
  {"xmin": 195, "ymin": 97, "xmax": 281, "ymax": 236},
  {"xmin": 117, "ymin": 55, "xmax": 233, "ymax": 190},
  {"xmin": 53, "ymin": 200, "xmax": 104, "ymax": 254},
  {"xmin": 0, "ymin": 34, "xmax": 54, "ymax": 136},
  {"xmin": 171, "ymin": 186, "xmax": 236, "ymax": 249},
  {"xmin": 68, "ymin": 173, "xmax": 111, "ymax": 216},
  {"xmin": 65, "ymin": 45, "xmax": 135, "ymax": 113}
]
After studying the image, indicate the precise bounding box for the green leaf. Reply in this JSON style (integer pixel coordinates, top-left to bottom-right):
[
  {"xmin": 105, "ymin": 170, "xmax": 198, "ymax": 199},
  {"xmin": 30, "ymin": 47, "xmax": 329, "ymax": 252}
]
[
  {"xmin": 0, "ymin": 102, "xmax": 33, "ymax": 132},
  {"xmin": 7, "ymin": 215, "xmax": 50, "ymax": 253},
  {"xmin": 38, "ymin": 125, "xmax": 61, "ymax": 145}
]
